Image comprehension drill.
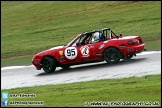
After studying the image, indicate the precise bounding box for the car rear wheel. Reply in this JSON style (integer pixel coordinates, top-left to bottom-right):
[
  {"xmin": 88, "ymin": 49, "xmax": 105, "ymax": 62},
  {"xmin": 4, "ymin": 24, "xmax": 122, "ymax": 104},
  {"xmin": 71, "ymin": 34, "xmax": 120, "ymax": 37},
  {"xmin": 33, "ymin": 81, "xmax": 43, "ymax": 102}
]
[
  {"xmin": 104, "ymin": 47, "xmax": 121, "ymax": 64},
  {"xmin": 42, "ymin": 57, "xmax": 56, "ymax": 73},
  {"xmin": 61, "ymin": 65, "xmax": 71, "ymax": 70}
]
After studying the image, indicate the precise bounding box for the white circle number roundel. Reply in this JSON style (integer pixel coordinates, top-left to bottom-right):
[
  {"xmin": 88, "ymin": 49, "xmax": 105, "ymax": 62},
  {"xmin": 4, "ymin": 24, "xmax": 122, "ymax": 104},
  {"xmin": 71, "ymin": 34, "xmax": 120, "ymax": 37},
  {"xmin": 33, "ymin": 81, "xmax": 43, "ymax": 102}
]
[{"xmin": 65, "ymin": 47, "xmax": 77, "ymax": 59}]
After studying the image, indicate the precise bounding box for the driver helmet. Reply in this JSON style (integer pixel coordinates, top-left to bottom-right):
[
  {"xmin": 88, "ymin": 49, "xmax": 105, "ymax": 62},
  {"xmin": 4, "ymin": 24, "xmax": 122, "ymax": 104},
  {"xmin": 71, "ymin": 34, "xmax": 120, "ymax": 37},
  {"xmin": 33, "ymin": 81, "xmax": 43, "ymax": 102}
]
[{"xmin": 94, "ymin": 32, "xmax": 102, "ymax": 41}]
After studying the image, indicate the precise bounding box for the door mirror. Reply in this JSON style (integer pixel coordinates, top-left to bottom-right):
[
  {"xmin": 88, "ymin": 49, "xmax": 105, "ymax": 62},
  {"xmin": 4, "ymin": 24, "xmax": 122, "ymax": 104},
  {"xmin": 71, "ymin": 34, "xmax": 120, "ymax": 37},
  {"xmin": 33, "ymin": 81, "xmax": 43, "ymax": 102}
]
[{"xmin": 76, "ymin": 42, "xmax": 81, "ymax": 46}]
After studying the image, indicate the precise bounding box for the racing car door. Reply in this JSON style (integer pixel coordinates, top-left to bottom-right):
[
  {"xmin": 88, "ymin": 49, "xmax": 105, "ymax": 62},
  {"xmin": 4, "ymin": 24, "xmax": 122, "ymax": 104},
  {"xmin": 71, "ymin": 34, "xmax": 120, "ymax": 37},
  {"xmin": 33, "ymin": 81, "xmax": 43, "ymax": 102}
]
[
  {"xmin": 63, "ymin": 34, "xmax": 88, "ymax": 63},
  {"xmin": 75, "ymin": 33, "xmax": 96, "ymax": 61},
  {"xmin": 79, "ymin": 44, "xmax": 96, "ymax": 61},
  {"xmin": 66, "ymin": 33, "xmax": 96, "ymax": 63}
]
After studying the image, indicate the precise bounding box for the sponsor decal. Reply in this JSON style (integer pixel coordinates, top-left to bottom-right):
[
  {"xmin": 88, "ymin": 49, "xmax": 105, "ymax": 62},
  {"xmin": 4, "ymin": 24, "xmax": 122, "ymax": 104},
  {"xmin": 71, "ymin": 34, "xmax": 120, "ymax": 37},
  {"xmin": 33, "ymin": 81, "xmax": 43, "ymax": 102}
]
[
  {"xmin": 80, "ymin": 45, "xmax": 90, "ymax": 57},
  {"xmin": 99, "ymin": 44, "xmax": 105, "ymax": 49},
  {"xmin": 90, "ymin": 46, "xmax": 94, "ymax": 48},
  {"xmin": 60, "ymin": 56, "xmax": 65, "ymax": 62},
  {"xmin": 59, "ymin": 51, "xmax": 63, "ymax": 56},
  {"xmin": 59, "ymin": 51, "xmax": 65, "ymax": 61}
]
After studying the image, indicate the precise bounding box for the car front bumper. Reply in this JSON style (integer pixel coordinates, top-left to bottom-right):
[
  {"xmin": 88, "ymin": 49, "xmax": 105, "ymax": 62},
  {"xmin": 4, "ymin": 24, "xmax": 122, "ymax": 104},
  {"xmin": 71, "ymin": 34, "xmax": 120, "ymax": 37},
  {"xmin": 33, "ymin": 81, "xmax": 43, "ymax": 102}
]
[{"xmin": 32, "ymin": 59, "xmax": 42, "ymax": 70}]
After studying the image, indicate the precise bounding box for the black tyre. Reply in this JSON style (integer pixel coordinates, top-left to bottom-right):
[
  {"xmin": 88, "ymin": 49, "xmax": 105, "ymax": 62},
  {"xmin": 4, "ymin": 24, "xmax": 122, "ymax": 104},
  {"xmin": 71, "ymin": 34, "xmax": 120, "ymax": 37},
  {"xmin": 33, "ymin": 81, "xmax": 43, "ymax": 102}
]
[
  {"xmin": 42, "ymin": 57, "xmax": 56, "ymax": 73},
  {"xmin": 104, "ymin": 47, "xmax": 121, "ymax": 64},
  {"xmin": 61, "ymin": 65, "xmax": 70, "ymax": 70}
]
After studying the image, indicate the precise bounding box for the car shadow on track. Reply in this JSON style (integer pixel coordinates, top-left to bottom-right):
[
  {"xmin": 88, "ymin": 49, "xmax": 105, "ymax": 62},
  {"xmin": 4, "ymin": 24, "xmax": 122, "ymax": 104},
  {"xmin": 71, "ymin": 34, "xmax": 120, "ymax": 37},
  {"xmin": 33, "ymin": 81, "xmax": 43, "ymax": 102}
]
[{"xmin": 36, "ymin": 57, "xmax": 147, "ymax": 76}]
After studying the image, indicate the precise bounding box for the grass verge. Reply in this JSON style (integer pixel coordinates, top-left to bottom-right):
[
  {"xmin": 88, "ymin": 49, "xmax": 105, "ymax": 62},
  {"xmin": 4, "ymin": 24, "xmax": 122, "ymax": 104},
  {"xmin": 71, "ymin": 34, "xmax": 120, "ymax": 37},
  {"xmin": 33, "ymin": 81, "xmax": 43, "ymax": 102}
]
[
  {"xmin": 1, "ymin": 74, "xmax": 161, "ymax": 107},
  {"xmin": 1, "ymin": 1, "xmax": 161, "ymax": 58}
]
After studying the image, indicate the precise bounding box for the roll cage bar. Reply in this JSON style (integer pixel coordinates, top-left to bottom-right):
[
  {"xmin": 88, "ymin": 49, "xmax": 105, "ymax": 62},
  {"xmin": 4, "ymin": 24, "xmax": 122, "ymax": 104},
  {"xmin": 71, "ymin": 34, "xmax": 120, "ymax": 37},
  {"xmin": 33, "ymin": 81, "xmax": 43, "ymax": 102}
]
[
  {"xmin": 66, "ymin": 28, "xmax": 120, "ymax": 47},
  {"xmin": 82, "ymin": 28, "xmax": 119, "ymax": 40}
]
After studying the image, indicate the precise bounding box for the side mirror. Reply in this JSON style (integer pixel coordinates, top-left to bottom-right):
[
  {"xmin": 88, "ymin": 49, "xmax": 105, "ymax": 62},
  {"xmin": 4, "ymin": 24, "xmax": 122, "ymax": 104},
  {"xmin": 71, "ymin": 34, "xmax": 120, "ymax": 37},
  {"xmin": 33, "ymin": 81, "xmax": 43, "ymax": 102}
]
[{"xmin": 76, "ymin": 42, "xmax": 80, "ymax": 46}]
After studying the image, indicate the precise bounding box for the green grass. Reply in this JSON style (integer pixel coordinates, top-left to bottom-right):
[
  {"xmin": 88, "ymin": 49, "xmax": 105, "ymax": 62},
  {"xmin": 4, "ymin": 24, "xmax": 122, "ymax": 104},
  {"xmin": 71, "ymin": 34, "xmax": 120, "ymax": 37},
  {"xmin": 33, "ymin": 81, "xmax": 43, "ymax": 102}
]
[
  {"xmin": 1, "ymin": 74, "xmax": 161, "ymax": 107},
  {"xmin": 145, "ymin": 40, "xmax": 161, "ymax": 51},
  {"xmin": 1, "ymin": 55, "xmax": 34, "ymax": 67},
  {"xmin": 1, "ymin": 1, "xmax": 161, "ymax": 58}
]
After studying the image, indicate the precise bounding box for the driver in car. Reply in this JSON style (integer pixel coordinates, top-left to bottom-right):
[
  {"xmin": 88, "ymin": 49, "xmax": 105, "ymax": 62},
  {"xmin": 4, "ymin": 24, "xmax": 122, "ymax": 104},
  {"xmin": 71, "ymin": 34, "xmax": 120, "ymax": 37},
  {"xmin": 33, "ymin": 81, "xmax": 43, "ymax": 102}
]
[{"xmin": 93, "ymin": 32, "xmax": 106, "ymax": 43}]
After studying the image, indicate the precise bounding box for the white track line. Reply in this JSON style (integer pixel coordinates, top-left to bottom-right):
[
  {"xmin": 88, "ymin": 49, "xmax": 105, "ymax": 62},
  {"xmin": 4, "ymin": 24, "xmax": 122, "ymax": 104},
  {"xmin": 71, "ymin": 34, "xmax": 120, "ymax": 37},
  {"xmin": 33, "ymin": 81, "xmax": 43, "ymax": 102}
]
[{"xmin": 1, "ymin": 65, "xmax": 33, "ymax": 70}]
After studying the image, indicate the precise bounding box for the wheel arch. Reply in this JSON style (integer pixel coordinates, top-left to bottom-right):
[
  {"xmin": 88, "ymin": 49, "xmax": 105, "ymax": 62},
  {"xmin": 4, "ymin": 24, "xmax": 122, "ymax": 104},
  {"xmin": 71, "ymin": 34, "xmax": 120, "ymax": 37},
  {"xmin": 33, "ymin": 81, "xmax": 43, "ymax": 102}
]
[
  {"xmin": 41, "ymin": 55, "xmax": 59, "ymax": 67},
  {"xmin": 103, "ymin": 46, "xmax": 123, "ymax": 64},
  {"xmin": 103, "ymin": 46, "xmax": 123, "ymax": 59}
]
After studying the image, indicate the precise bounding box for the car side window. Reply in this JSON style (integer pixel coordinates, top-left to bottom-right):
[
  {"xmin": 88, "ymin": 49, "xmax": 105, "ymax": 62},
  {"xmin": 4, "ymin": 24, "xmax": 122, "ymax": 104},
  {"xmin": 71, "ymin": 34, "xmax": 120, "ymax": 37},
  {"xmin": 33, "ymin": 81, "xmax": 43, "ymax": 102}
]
[
  {"xmin": 71, "ymin": 33, "xmax": 94, "ymax": 47},
  {"xmin": 71, "ymin": 38, "xmax": 80, "ymax": 47},
  {"xmin": 71, "ymin": 35, "xmax": 86, "ymax": 46}
]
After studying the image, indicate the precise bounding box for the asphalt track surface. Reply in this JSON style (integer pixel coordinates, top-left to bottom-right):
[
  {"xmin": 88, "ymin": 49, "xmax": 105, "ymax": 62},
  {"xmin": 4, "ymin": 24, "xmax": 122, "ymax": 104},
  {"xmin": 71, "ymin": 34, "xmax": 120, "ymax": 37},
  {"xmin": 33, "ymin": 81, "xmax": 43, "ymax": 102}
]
[{"xmin": 1, "ymin": 51, "xmax": 161, "ymax": 90}]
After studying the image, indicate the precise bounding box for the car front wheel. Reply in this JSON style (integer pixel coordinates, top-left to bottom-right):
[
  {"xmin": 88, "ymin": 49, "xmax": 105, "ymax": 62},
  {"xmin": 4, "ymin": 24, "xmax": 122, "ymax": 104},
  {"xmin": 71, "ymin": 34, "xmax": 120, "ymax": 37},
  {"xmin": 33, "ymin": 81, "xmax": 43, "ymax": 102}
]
[
  {"xmin": 104, "ymin": 47, "xmax": 121, "ymax": 64},
  {"xmin": 42, "ymin": 57, "xmax": 56, "ymax": 73}
]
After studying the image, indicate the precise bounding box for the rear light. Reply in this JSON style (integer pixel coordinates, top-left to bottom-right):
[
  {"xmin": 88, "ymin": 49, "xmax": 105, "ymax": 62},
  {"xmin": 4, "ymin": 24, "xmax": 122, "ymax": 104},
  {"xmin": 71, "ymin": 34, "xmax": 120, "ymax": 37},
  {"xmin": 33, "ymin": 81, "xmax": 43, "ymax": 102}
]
[{"xmin": 128, "ymin": 40, "xmax": 136, "ymax": 45}]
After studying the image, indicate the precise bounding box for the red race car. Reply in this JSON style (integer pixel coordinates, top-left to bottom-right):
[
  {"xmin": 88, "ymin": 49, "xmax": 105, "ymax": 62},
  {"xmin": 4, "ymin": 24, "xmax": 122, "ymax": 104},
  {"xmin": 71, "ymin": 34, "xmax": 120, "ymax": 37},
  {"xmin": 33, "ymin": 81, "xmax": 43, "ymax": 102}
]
[{"xmin": 32, "ymin": 28, "xmax": 146, "ymax": 73}]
